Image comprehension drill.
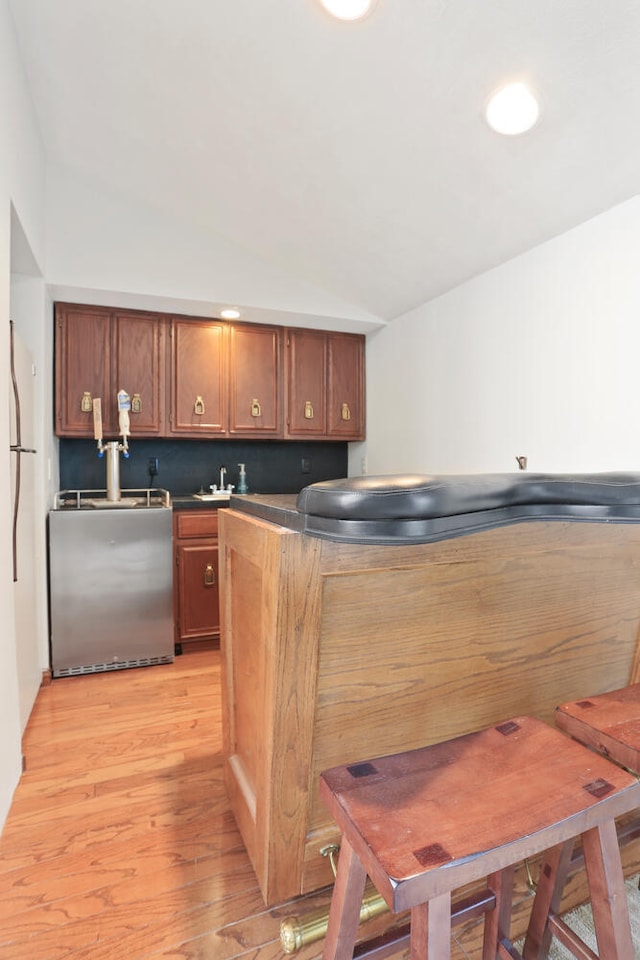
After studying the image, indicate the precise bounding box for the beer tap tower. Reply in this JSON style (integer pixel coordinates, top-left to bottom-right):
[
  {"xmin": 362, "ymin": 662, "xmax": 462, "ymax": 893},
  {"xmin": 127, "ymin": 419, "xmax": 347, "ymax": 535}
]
[{"xmin": 92, "ymin": 390, "xmax": 131, "ymax": 502}]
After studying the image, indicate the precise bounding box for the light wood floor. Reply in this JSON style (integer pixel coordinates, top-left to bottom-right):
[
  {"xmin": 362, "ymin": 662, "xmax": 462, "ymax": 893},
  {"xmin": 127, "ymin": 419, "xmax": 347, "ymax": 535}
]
[
  {"xmin": 2, "ymin": 644, "xmax": 635, "ymax": 960},
  {"xmin": 0, "ymin": 643, "xmax": 341, "ymax": 960}
]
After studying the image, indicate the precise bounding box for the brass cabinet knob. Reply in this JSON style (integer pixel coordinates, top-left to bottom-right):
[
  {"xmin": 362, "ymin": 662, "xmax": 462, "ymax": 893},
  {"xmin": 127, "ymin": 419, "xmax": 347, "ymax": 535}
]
[
  {"xmin": 194, "ymin": 396, "xmax": 205, "ymax": 415},
  {"xmin": 131, "ymin": 392, "xmax": 142, "ymax": 413},
  {"xmin": 341, "ymin": 402, "xmax": 351, "ymax": 421},
  {"xmin": 251, "ymin": 398, "xmax": 262, "ymax": 417},
  {"xmin": 81, "ymin": 391, "xmax": 93, "ymax": 413},
  {"xmin": 304, "ymin": 401, "xmax": 314, "ymax": 420},
  {"xmin": 204, "ymin": 563, "xmax": 216, "ymax": 587}
]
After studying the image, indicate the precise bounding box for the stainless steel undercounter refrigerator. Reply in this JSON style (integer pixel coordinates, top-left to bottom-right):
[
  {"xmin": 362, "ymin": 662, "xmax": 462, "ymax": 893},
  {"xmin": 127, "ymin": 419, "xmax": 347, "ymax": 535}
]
[{"xmin": 49, "ymin": 488, "xmax": 174, "ymax": 677}]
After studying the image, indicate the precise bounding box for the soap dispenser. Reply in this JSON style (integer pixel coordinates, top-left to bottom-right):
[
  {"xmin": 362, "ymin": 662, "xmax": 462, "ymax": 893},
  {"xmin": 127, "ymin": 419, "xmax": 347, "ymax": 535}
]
[{"xmin": 237, "ymin": 463, "xmax": 249, "ymax": 494}]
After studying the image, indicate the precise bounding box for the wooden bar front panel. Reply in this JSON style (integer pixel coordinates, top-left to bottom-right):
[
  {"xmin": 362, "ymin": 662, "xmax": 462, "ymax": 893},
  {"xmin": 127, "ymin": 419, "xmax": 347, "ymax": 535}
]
[{"xmin": 219, "ymin": 510, "xmax": 640, "ymax": 905}]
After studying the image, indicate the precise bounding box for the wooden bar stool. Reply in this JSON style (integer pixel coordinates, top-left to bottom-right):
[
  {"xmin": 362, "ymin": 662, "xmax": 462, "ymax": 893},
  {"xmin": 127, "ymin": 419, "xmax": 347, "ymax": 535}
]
[
  {"xmin": 556, "ymin": 682, "xmax": 640, "ymax": 773},
  {"xmin": 319, "ymin": 716, "xmax": 640, "ymax": 960}
]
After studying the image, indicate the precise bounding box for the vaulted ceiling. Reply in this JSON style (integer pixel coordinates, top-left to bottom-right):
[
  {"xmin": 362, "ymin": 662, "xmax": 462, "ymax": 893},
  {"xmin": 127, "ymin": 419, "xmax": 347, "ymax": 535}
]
[{"xmin": 9, "ymin": 0, "xmax": 640, "ymax": 322}]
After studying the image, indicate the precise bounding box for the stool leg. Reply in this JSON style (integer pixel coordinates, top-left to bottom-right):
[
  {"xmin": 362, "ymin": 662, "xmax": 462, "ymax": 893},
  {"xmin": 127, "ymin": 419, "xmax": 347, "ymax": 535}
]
[
  {"xmin": 522, "ymin": 840, "xmax": 574, "ymax": 960},
  {"xmin": 582, "ymin": 820, "xmax": 634, "ymax": 960},
  {"xmin": 322, "ymin": 837, "xmax": 368, "ymax": 960},
  {"xmin": 410, "ymin": 891, "xmax": 451, "ymax": 960},
  {"xmin": 482, "ymin": 865, "xmax": 516, "ymax": 960}
]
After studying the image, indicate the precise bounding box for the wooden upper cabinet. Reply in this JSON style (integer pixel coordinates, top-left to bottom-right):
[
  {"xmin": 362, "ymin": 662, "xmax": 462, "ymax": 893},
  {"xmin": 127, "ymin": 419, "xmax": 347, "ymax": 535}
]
[
  {"xmin": 112, "ymin": 310, "xmax": 165, "ymax": 436},
  {"xmin": 285, "ymin": 329, "xmax": 365, "ymax": 440},
  {"xmin": 228, "ymin": 324, "xmax": 283, "ymax": 437},
  {"xmin": 169, "ymin": 318, "xmax": 227, "ymax": 436},
  {"xmin": 55, "ymin": 303, "xmax": 165, "ymax": 438},
  {"xmin": 55, "ymin": 302, "xmax": 365, "ymax": 442},
  {"xmin": 285, "ymin": 329, "xmax": 327, "ymax": 437},
  {"xmin": 55, "ymin": 303, "xmax": 112, "ymax": 437},
  {"xmin": 327, "ymin": 333, "xmax": 365, "ymax": 440}
]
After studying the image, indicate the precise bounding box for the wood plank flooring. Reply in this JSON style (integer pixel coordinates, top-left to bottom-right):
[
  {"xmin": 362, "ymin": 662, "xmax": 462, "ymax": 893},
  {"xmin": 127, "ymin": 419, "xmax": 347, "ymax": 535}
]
[
  {"xmin": 3, "ymin": 643, "xmax": 636, "ymax": 960},
  {"xmin": 0, "ymin": 644, "xmax": 339, "ymax": 960}
]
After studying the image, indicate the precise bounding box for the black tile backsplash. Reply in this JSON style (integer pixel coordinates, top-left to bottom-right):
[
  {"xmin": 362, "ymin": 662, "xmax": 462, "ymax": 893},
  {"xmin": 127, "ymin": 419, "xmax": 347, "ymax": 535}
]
[{"xmin": 59, "ymin": 438, "xmax": 349, "ymax": 496}]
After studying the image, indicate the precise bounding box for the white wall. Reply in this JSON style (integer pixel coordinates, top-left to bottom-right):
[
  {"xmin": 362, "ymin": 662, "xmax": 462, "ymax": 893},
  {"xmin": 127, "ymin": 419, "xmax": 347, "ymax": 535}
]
[
  {"xmin": 0, "ymin": 0, "xmax": 47, "ymax": 829},
  {"xmin": 45, "ymin": 162, "xmax": 382, "ymax": 334},
  {"xmin": 358, "ymin": 196, "xmax": 640, "ymax": 477}
]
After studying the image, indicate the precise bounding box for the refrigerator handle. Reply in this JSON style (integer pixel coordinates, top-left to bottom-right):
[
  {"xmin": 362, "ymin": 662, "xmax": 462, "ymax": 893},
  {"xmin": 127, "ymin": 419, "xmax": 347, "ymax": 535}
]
[{"xmin": 9, "ymin": 321, "xmax": 35, "ymax": 582}]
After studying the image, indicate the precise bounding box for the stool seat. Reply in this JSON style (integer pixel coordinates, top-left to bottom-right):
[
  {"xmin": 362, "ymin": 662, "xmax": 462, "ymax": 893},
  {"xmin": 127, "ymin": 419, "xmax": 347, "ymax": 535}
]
[
  {"xmin": 320, "ymin": 716, "xmax": 640, "ymax": 960},
  {"xmin": 556, "ymin": 682, "xmax": 640, "ymax": 772}
]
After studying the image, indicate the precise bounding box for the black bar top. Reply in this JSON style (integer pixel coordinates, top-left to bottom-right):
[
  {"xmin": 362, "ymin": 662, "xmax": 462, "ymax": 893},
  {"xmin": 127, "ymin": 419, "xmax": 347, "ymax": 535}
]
[{"xmin": 218, "ymin": 474, "xmax": 640, "ymax": 546}]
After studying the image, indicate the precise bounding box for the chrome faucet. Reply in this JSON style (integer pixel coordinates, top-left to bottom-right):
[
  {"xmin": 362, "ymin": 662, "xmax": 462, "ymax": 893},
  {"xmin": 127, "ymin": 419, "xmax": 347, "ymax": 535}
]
[{"xmin": 210, "ymin": 466, "xmax": 229, "ymax": 494}]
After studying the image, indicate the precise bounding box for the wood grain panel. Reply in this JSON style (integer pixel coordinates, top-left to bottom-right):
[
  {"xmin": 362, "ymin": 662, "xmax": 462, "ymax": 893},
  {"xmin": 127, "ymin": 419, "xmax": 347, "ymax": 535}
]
[
  {"xmin": 54, "ymin": 303, "xmax": 112, "ymax": 436},
  {"xmin": 112, "ymin": 310, "xmax": 165, "ymax": 435},
  {"xmin": 219, "ymin": 511, "xmax": 272, "ymax": 889},
  {"xmin": 285, "ymin": 328, "xmax": 327, "ymax": 437},
  {"xmin": 219, "ymin": 507, "xmax": 322, "ymax": 900},
  {"xmin": 219, "ymin": 510, "xmax": 640, "ymax": 903},
  {"xmin": 228, "ymin": 324, "xmax": 283, "ymax": 436},
  {"xmin": 326, "ymin": 332, "xmax": 365, "ymax": 439},
  {"xmin": 174, "ymin": 509, "xmax": 221, "ymax": 645},
  {"xmin": 175, "ymin": 510, "xmax": 218, "ymax": 539},
  {"xmin": 176, "ymin": 541, "xmax": 219, "ymax": 639},
  {"xmin": 170, "ymin": 318, "xmax": 227, "ymax": 435}
]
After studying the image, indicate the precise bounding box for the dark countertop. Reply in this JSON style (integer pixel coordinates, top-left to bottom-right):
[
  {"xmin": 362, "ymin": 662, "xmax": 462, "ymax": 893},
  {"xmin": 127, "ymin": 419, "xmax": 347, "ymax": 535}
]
[
  {"xmin": 171, "ymin": 495, "xmax": 231, "ymax": 512},
  {"xmin": 171, "ymin": 493, "xmax": 302, "ymax": 529},
  {"xmin": 224, "ymin": 493, "xmax": 303, "ymax": 530}
]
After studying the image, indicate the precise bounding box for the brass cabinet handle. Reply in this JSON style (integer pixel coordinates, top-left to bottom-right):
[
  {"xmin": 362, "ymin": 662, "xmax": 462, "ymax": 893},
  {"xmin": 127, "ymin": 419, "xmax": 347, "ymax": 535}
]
[
  {"xmin": 131, "ymin": 392, "xmax": 142, "ymax": 414},
  {"xmin": 304, "ymin": 401, "xmax": 314, "ymax": 420},
  {"xmin": 194, "ymin": 395, "xmax": 205, "ymax": 416},
  {"xmin": 81, "ymin": 391, "xmax": 93, "ymax": 413},
  {"xmin": 251, "ymin": 399, "xmax": 262, "ymax": 417},
  {"xmin": 341, "ymin": 402, "xmax": 351, "ymax": 421},
  {"xmin": 204, "ymin": 563, "xmax": 216, "ymax": 587}
]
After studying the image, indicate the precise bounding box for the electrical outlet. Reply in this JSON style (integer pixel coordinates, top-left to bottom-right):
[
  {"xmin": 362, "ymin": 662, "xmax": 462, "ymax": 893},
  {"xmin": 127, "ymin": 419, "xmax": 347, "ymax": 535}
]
[{"xmin": 301, "ymin": 457, "xmax": 311, "ymax": 474}]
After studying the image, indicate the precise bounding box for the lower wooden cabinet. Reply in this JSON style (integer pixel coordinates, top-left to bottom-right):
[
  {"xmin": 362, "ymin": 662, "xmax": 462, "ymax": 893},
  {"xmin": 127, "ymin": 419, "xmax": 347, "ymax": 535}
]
[{"xmin": 173, "ymin": 510, "xmax": 220, "ymax": 646}]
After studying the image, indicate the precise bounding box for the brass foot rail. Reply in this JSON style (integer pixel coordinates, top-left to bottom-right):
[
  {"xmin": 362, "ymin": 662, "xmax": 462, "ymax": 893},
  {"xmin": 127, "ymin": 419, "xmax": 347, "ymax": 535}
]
[
  {"xmin": 281, "ymin": 887, "xmax": 497, "ymax": 955},
  {"xmin": 279, "ymin": 812, "xmax": 640, "ymax": 954}
]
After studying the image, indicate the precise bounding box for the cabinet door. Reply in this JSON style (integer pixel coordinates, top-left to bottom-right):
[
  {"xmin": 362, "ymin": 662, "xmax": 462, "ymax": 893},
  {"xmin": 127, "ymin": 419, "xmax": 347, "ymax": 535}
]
[
  {"xmin": 327, "ymin": 333, "xmax": 365, "ymax": 440},
  {"xmin": 170, "ymin": 318, "xmax": 227, "ymax": 435},
  {"xmin": 55, "ymin": 303, "xmax": 112, "ymax": 437},
  {"xmin": 228, "ymin": 324, "xmax": 283, "ymax": 437},
  {"xmin": 285, "ymin": 329, "xmax": 327, "ymax": 437},
  {"xmin": 176, "ymin": 540, "xmax": 220, "ymax": 640},
  {"xmin": 112, "ymin": 310, "xmax": 166, "ymax": 436}
]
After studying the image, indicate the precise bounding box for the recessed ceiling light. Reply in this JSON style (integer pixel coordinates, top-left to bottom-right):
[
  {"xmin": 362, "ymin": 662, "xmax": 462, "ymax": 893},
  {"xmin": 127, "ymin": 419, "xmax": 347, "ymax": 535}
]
[
  {"xmin": 220, "ymin": 308, "xmax": 241, "ymax": 320},
  {"xmin": 485, "ymin": 82, "xmax": 540, "ymax": 136},
  {"xmin": 318, "ymin": 0, "xmax": 377, "ymax": 21}
]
